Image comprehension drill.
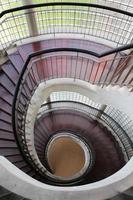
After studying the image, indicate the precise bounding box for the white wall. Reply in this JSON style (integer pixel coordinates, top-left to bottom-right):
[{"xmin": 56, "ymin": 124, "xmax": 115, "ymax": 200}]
[{"xmin": 0, "ymin": 156, "xmax": 133, "ymax": 200}]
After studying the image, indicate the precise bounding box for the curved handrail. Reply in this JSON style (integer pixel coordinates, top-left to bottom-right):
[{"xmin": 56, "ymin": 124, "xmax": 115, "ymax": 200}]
[
  {"xmin": 0, "ymin": 2, "xmax": 133, "ymax": 52},
  {"xmin": 24, "ymin": 46, "xmax": 133, "ymax": 59},
  {"xmin": 1, "ymin": 2, "xmax": 133, "ymax": 17}
]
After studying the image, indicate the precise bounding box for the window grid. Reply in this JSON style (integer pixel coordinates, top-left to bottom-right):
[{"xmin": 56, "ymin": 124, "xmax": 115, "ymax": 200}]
[{"xmin": 0, "ymin": 1, "xmax": 133, "ymax": 50}]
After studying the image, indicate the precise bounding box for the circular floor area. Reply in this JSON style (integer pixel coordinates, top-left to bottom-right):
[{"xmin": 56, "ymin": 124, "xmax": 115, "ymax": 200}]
[{"xmin": 46, "ymin": 133, "xmax": 91, "ymax": 181}]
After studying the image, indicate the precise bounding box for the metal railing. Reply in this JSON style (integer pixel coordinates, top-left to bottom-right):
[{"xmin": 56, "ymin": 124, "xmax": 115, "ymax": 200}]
[
  {"xmin": 37, "ymin": 90, "xmax": 133, "ymax": 162},
  {"xmin": 36, "ymin": 99, "xmax": 133, "ymax": 160},
  {"xmin": 0, "ymin": 2, "xmax": 133, "ymax": 51},
  {"xmin": 12, "ymin": 48, "xmax": 133, "ymax": 180}
]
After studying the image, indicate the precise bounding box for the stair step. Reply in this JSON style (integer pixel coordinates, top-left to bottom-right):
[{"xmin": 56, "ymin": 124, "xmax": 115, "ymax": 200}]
[
  {"xmin": 0, "ymin": 195, "xmax": 11, "ymax": 200},
  {"xmin": 14, "ymin": 161, "xmax": 31, "ymax": 169},
  {"xmin": 18, "ymin": 44, "xmax": 40, "ymax": 61},
  {"xmin": 0, "ymin": 86, "xmax": 13, "ymax": 105},
  {"xmin": 27, "ymin": 170, "xmax": 36, "ymax": 177},
  {"xmin": 0, "ymin": 148, "xmax": 21, "ymax": 156},
  {"xmin": 120, "ymin": 193, "xmax": 133, "ymax": 200},
  {"xmin": 0, "ymin": 111, "xmax": 12, "ymax": 123},
  {"xmin": 0, "ymin": 140, "xmax": 17, "ymax": 148},
  {"xmin": 8, "ymin": 52, "xmax": 24, "ymax": 73},
  {"xmin": 0, "ymin": 98, "xmax": 12, "ymax": 114},
  {"xmin": 0, "ymin": 132, "xmax": 15, "ymax": 141},
  {"xmin": 110, "ymin": 195, "xmax": 124, "ymax": 200},
  {"xmin": 124, "ymin": 188, "xmax": 133, "ymax": 197},
  {"xmin": 7, "ymin": 194, "xmax": 25, "ymax": 200},
  {"xmin": 0, "ymin": 187, "xmax": 11, "ymax": 199},
  {"xmin": 0, "ymin": 192, "xmax": 11, "ymax": 199},
  {"xmin": 6, "ymin": 155, "xmax": 26, "ymax": 163},
  {"xmin": 0, "ymin": 121, "xmax": 13, "ymax": 132},
  {"xmin": 0, "ymin": 128, "xmax": 13, "ymax": 135},
  {"xmin": 20, "ymin": 165, "xmax": 34, "ymax": 174},
  {"xmin": 0, "ymin": 74, "xmax": 15, "ymax": 95},
  {"xmin": 2, "ymin": 62, "xmax": 19, "ymax": 85}
]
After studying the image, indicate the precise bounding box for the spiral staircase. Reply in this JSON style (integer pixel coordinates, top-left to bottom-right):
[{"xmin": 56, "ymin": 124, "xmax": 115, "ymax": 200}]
[{"xmin": 0, "ymin": 1, "xmax": 133, "ymax": 200}]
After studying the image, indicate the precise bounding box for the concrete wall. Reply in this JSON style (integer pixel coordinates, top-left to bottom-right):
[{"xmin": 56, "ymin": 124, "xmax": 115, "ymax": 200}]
[{"xmin": 0, "ymin": 156, "xmax": 133, "ymax": 200}]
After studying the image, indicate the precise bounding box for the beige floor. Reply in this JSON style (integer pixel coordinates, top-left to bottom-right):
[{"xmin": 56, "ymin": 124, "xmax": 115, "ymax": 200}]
[{"xmin": 48, "ymin": 137, "xmax": 85, "ymax": 178}]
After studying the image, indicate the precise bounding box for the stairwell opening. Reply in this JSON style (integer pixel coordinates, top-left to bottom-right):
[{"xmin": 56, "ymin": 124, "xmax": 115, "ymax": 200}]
[{"xmin": 45, "ymin": 133, "xmax": 92, "ymax": 181}]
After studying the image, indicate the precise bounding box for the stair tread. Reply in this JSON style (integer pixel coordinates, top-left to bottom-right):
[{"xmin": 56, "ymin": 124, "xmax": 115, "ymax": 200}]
[
  {"xmin": 0, "ymin": 74, "xmax": 15, "ymax": 95},
  {"xmin": 0, "ymin": 86, "xmax": 13, "ymax": 105},
  {"xmin": 7, "ymin": 194, "xmax": 26, "ymax": 200},
  {"xmin": 8, "ymin": 52, "xmax": 24, "ymax": 73},
  {"xmin": 0, "ymin": 140, "xmax": 17, "ymax": 148},
  {"xmin": 2, "ymin": 62, "xmax": 19, "ymax": 85},
  {"xmin": 0, "ymin": 132, "xmax": 15, "ymax": 140},
  {"xmin": 6, "ymin": 155, "xmax": 27, "ymax": 163},
  {"xmin": 0, "ymin": 121, "xmax": 13, "ymax": 132},
  {"xmin": 0, "ymin": 187, "xmax": 11, "ymax": 198},
  {"xmin": 0, "ymin": 112, "xmax": 12, "ymax": 124},
  {"xmin": 0, "ymin": 99, "xmax": 12, "ymax": 114},
  {"xmin": 0, "ymin": 148, "xmax": 21, "ymax": 156},
  {"xmin": 14, "ymin": 161, "xmax": 31, "ymax": 169}
]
